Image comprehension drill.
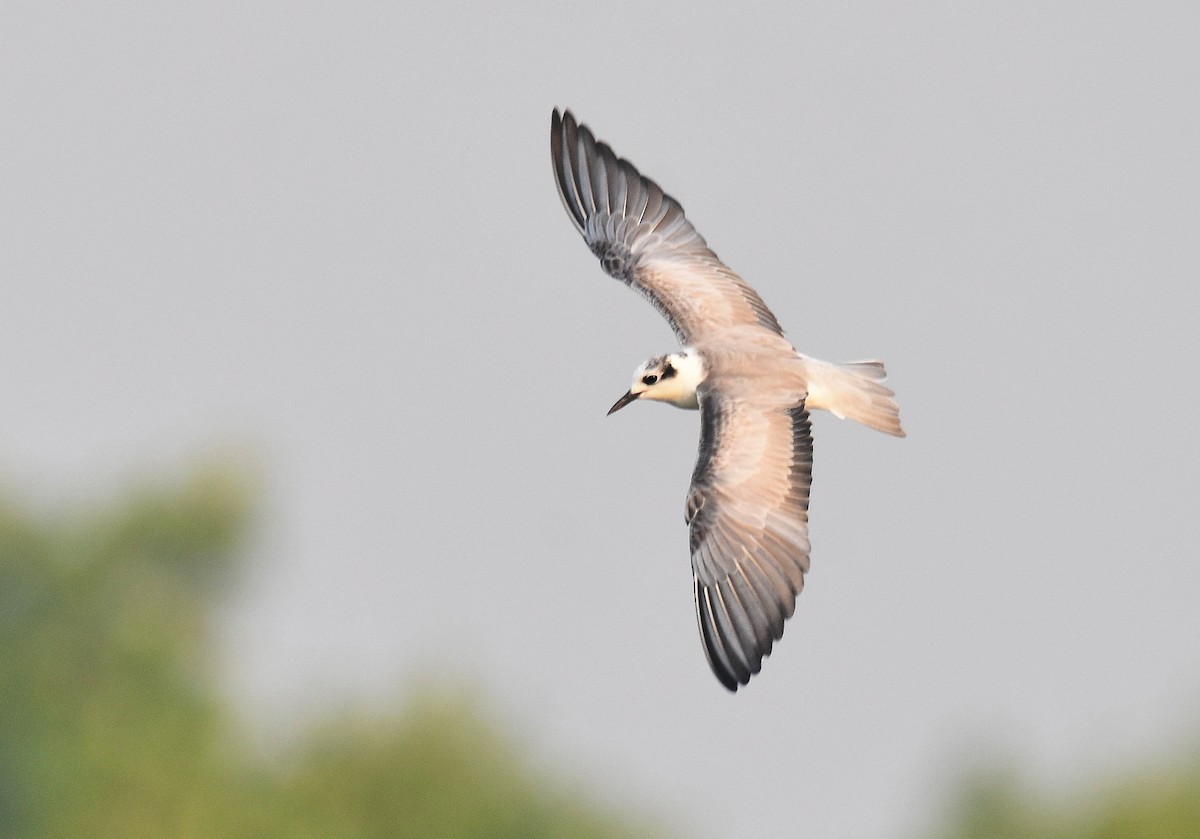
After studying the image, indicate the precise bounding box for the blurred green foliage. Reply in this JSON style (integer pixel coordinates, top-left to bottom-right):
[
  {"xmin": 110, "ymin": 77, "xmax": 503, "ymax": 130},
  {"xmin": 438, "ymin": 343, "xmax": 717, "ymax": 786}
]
[
  {"xmin": 0, "ymin": 465, "xmax": 660, "ymax": 839},
  {"xmin": 933, "ymin": 757, "xmax": 1200, "ymax": 839},
  {"xmin": 3, "ymin": 462, "xmax": 1198, "ymax": 839}
]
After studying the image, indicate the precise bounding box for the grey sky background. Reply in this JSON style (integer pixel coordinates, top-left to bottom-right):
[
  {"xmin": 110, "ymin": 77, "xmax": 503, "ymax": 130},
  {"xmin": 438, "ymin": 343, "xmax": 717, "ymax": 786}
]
[{"xmin": 3, "ymin": 3, "xmax": 1199, "ymax": 837}]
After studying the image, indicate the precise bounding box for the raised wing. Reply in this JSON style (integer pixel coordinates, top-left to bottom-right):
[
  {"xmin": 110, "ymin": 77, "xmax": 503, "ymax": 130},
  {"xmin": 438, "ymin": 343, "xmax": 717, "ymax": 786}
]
[
  {"xmin": 686, "ymin": 390, "xmax": 813, "ymax": 690},
  {"xmin": 551, "ymin": 109, "xmax": 783, "ymax": 344}
]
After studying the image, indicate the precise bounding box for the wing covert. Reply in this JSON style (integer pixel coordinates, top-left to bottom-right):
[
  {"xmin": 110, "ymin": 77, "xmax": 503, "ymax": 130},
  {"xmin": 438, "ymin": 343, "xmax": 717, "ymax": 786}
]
[
  {"xmin": 551, "ymin": 109, "xmax": 784, "ymax": 344},
  {"xmin": 686, "ymin": 391, "xmax": 814, "ymax": 691}
]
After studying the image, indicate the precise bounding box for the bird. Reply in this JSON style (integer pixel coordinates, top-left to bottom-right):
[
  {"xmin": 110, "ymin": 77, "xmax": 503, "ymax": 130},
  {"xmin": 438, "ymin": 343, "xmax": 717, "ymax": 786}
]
[{"xmin": 550, "ymin": 109, "xmax": 905, "ymax": 691}]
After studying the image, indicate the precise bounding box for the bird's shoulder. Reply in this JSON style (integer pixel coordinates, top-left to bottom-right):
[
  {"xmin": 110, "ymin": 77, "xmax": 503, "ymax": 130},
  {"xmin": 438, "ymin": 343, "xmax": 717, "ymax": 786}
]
[{"xmin": 694, "ymin": 328, "xmax": 805, "ymax": 400}]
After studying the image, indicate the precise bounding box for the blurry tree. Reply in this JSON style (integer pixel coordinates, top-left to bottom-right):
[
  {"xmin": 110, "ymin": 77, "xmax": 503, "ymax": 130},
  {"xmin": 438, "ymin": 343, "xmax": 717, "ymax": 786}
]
[
  {"xmin": 0, "ymin": 464, "xmax": 662, "ymax": 839},
  {"xmin": 6, "ymin": 460, "xmax": 1198, "ymax": 839},
  {"xmin": 932, "ymin": 754, "xmax": 1200, "ymax": 839}
]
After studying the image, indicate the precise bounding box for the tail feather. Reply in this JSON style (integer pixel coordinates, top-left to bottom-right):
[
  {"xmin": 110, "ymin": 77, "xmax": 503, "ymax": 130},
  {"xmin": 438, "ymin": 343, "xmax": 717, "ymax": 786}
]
[{"xmin": 800, "ymin": 356, "xmax": 905, "ymax": 437}]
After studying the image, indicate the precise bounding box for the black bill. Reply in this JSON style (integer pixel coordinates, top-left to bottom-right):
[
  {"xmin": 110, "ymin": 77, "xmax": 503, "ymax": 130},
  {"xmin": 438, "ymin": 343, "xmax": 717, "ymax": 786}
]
[{"xmin": 607, "ymin": 390, "xmax": 640, "ymax": 416}]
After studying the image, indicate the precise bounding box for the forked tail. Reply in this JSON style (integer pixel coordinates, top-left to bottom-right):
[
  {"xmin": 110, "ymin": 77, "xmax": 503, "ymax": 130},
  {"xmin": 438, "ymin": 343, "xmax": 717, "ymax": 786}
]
[{"xmin": 800, "ymin": 356, "xmax": 905, "ymax": 437}]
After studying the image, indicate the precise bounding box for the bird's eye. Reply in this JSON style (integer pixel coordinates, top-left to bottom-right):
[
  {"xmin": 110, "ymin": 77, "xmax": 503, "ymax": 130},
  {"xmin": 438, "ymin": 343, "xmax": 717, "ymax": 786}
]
[{"xmin": 642, "ymin": 374, "xmax": 658, "ymax": 386}]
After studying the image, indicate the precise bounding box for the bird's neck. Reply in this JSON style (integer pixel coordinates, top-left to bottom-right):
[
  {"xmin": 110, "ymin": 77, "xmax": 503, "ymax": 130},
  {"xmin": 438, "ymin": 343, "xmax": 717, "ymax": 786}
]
[{"xmin": 657, "ymin": 351, "xmax": 705, "ymax": 410}]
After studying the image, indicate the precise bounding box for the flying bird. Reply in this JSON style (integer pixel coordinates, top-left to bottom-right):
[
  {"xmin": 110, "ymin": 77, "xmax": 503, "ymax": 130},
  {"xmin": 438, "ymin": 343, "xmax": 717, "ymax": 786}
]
[{"xmin": 550, "ymin": 109, "xmax": 904, "ymax": 691}]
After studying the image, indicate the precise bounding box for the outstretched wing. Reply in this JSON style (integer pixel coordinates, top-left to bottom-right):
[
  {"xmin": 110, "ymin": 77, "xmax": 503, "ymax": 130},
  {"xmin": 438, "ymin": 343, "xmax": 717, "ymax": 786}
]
[
  {"xmin": 551, "ymin": 109, "xmax": 783, "ymax": 345},
  {"xmin": 686, "ymin": 390, "xmax": 813, "ymax": 690}
]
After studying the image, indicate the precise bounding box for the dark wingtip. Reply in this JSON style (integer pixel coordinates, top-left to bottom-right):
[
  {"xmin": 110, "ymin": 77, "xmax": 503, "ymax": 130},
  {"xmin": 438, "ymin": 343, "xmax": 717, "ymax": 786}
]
[
  {"xmin": 695, "ymin": 578, "xmax": 750, "ymax": 692},
  {"xmin": 551, "ymin": 108, "xmax": 589, "ymax": 234}
]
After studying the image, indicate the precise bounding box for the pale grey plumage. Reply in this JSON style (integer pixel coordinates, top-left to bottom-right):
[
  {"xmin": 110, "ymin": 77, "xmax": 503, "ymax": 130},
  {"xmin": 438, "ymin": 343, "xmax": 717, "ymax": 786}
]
[
  {"xmin": 551, "ymin": 109, "xmax": 783, "ymax": 343},
  {"xmin": 687, "ymin": 388, "xmax": 813, "ymax": 690},
  {"xmin": 551, "ymin": 108, "xmax": 902, "ymax": 691}
]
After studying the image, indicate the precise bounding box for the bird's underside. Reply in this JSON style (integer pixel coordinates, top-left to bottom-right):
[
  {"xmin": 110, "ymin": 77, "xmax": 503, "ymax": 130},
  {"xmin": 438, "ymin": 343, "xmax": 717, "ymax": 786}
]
[{"xmin": 550, "ymin": 108, "xmax": 903, "ymax": 690}]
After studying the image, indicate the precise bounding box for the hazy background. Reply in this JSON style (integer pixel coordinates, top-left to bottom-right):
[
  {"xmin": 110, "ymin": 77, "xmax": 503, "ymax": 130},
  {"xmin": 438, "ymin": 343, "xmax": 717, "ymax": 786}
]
[{"xmin": 3, "ymin": 3, "xmax": 1199, "ymax": 837}]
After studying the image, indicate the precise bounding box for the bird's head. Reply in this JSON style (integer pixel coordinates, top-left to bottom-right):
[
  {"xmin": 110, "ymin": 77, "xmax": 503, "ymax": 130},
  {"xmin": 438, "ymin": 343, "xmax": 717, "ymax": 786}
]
[{"xmin": 608, "ymin": 351, "xmax": 704, "ymax": 414}]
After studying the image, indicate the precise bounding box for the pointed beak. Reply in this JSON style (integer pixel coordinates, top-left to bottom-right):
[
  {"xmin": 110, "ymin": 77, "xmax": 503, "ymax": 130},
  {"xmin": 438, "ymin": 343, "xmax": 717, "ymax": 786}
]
[{"xmin": 607, "ymin": 390, "xmax": 640, "ymax": 416}]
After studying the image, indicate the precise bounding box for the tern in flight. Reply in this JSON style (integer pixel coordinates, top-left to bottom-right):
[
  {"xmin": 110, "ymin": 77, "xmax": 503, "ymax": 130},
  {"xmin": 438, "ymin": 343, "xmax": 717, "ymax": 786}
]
[{"xmin": 551, "ymin": 109, "xmax": 904, "ymax": 691}]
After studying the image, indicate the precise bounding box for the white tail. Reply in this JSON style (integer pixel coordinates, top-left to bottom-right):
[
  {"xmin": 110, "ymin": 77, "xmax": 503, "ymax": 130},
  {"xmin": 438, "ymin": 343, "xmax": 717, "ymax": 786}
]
[{"xmin": 799, "ymin": 356, "xmax": 905, "ymax": 437}]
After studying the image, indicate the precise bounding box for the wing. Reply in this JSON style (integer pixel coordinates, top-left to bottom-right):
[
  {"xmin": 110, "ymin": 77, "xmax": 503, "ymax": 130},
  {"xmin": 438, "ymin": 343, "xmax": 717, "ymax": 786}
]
[
  {"xmin": 551, "ymin": 109, "xmax": 783, "ymax": 344},
  {"xmin": 685, "ymin": 390, "xmax": 813, "ymax": 691}
]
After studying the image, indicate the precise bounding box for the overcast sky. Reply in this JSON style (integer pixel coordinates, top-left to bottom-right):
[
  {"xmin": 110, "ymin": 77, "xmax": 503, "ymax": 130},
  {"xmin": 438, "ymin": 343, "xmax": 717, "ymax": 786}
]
[{"xmin": 3, "ymin": 3, "xmax": 1199, "ymax": 837}]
